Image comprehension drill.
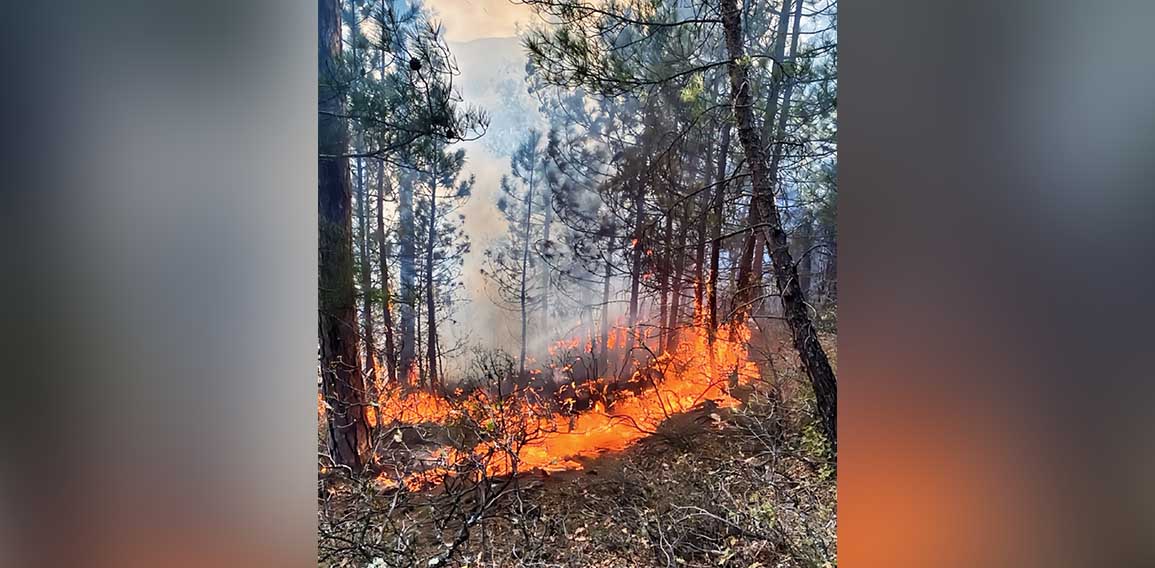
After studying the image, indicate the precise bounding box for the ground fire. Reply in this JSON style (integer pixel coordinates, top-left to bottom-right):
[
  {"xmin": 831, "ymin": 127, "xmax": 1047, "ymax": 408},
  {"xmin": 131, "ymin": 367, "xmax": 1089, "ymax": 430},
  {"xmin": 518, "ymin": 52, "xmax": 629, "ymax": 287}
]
[{"xmin": 364, "ymin": 311, "xmax": 759, "ymax": 491}]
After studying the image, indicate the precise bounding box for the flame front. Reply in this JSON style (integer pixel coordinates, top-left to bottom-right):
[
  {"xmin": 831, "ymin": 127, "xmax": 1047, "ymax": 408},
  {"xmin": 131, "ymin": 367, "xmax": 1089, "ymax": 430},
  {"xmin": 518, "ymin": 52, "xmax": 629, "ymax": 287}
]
[{"xmin": 374, "ymin": 311, "xmax": 757, "ymax": 490}]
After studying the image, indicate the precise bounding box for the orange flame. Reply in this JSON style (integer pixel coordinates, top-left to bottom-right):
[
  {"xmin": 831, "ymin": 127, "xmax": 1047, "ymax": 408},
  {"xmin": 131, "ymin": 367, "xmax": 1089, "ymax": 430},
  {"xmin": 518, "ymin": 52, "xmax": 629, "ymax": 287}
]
[{"xmin": 371, "ymin": 307, "xmax": 758, "ymax": 490}]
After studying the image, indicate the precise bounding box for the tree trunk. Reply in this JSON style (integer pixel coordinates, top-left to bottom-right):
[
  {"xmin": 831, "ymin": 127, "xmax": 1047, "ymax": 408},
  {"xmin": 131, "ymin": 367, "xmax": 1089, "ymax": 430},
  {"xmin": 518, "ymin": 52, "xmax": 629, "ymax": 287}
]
[
  {"xmin": 817, "ymin": 232, "xmax": 837, "ymax": 312},
  {"xmin": 658, "ymin": 211, "xmax": 673, "ymax": 353},
  {"xmin": 708, "ymin": 123, "xmax": 731, "ymax": 341},
  {"xmin": 669, "ymin": 199, "xmax": 683, "ymax": 350},
  {"xmin": 758, "ymin": 0, "xmax": 807, "ymax": 319},
  {"xmin": 794, "ymin": 215, "xmax": 814, "ymax": 298},
  {"xmin": 348, "ymin": 0, "xmax": 377, "ymax": 394},
  {"xmin": 377, "ymin": 168, "xmax": 398, "ymax": 386},
  {"xmin": 599, "ymin": 248, "xmax": 613, "ymax": 375},
  {"xmin": 666, "ymin": 201, "xmax": 689, "ymax": 351},
  {"xmin": 518, "ymin": 166, "xmax": 536, "ymax": 376},
  {"xmin": 355, "ymin": 134, "xmax": 378, "ymax": 393},
  {"xmin": 694, "ymin": 134, "xmax": 715, "ymax": 318},
  {"xmin": 398, "ymin": 168, "xmax": 417, "ymax": 387},
  {"xmin": 425, "ymin": 169, "xmax": 440, "ymax": 393},
  {"xmin": 318, "ymin": 0, "xmax": 370, "ymax": 471},
  {"xmin": 733, "ymin": 0, "xmax": 794, "ymax": 316},
  {"xmin": 374, "ymin": 47, "xmax": 398, "ymax": 388},
  {"xmin": 720, "ymin": 0, "xmax": 837, "ymax": 452},
  {"xmin": 627, "ymin": 174, "xmax": 645, "ymax": 348},
  {"xmin": 540, "ymin": 180, "xmax": 553, "ymax": 336}
]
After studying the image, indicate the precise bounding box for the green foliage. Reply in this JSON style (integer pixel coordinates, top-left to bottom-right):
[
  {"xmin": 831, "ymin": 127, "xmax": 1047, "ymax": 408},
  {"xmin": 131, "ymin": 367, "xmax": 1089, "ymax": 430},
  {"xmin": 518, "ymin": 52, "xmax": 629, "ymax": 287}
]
[{"xmin": 801, "ymin": 421, "xmax": 836, "ymax": 481}]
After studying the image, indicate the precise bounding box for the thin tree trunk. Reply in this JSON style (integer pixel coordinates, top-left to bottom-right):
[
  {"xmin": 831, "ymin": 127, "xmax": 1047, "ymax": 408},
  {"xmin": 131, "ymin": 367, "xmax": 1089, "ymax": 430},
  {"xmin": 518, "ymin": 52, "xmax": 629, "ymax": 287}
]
[
  {"xmin": 721, "ymin": 0, "xmax": 837, "ymax": 452},
  {"xmin": 708, "ymin": 124, "xmax": 731, "ymax": 341},
  {"xmin": 758, "ymin": 0, "xmax": 807, "ymax": 318},
  {"xmin": 377, "ymin": 169, "xmax": 398, "ymax": 386},
  {"xmin": 540, "ymin": 180, "xmax": 553, "ymax": 335},
  {"xmin": 349, "ymin": 0, "xmax": 377, "ymax": 395},
  {"xmin": 667, "ymin": 201, "xmax": 689, "ymax": 352},
  {"xmin": 518, "ymin": 166, "xmax": 536, "ymax": 376},
  {"xmin": 425, "ymin": 168, "xmax": 440, "ymax": 393},
  {"xmin": 734, "ymin": 0, "xmax": 794, "ymax": 315},
  {"xmin": 374, "ymin": 46, "xmax": 398, "ymax": 389},
  {"xmin": 817, "ymin": 232, "xmax": 837, "ymax": 312},
  {"xmin": 794, "ymin": 215, "xmax": 814, "ymax": 297},
  {"xmin": 658, "ymin": 211, "xmax": 673, "ymax": 353},
  {"xmin": 356, "ymin": 135, "xmax": 378, "ymax": 392},
  {"xmin": 599, "ymin": 248, "xmax": 612, "ymax": 375},
  {"xmin": 318, "ymin": 0, "xmax": 370, "ymax": 471},
  {"xmin": 627, "ymin": 173, "xmax": 645, "ymax": 347},
  {"xmin": 694, "ymin": 134, "xmax": 715, "ymax": 318},
  {"xmin": 398, "ymin": 168, "xmax": 417, "ymax": 387}
]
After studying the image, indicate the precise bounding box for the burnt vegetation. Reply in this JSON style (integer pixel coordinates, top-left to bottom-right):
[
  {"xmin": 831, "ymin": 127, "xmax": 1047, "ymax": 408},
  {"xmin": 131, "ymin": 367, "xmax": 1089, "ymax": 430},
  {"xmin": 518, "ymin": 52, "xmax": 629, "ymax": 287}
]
[{"xmin": 318, "ymin": 0, "xmax": 837, "ymax": 566}]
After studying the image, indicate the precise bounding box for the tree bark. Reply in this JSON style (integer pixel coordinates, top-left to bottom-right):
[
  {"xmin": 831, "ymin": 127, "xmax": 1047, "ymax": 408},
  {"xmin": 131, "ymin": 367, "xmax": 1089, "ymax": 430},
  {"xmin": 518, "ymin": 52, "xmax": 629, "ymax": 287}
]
[
  {"xmin": 318, "ymin": 0, "xmax": 370, "ymax": 471},
  {"xmin": 657, "ymin": 210, "xmax": 673, "ymax": 353},
  {"xmin": 348, "ymin": 0, "xmax": 377, "ymax": 394},
  {"xmin": 666, "ymin": 201, "xmax": 689, "ymax": 351},
  {"xmin": 374, "ymin": 48, "xmax": 398, "ymax": 388},
  {"xmin": 734, "ymin": 0, "xmax": 794, "ymax": 316},
  {"xmin": 540, "ymin": 178, "xmax": 553, "ymax": 335},
  {"xmin": 794, "ymin": 215, "xmax": 814, "ymax": 297},
  {"xmin": 708, "ymin": 123, "xmax": 731, "ymax": 341},
  {"xmin": 424, "ymin": 168, "xmax": 441, "ymax": 393},
  {"xmin": 518, "ymin": 164, "xmax": 536, "ymax": 376},
  {"xmin": 376, "ymin": 169, "xmax": 398, "ymax": 386},
  {"xmin": 817, "ymin": 231, "xmax": 837, "ymax": 312},
  {"xmin": 355, "ymin": 131, "xmax": 378, "ymax": 393},
  {"xmin": 758, "ymin": 0, "xmax": 807, "ymax": 318},
  {"xmin": 694, "ymin": 134, "xmax": 715, "ymax": 318},
  {"xmin": 398, "ymin": 168, "xmax": 417, "ymax": 387},
  {"xmin": 626, "ymin": 172, "xmax": 645, "ymax": 348},
  {"xmin": 599, "ymin": 248, "xmax": 613, "ymax": 375},
  {"xmin": 720, "ymin": 0, "xmax": 837, "ymax": 452}
]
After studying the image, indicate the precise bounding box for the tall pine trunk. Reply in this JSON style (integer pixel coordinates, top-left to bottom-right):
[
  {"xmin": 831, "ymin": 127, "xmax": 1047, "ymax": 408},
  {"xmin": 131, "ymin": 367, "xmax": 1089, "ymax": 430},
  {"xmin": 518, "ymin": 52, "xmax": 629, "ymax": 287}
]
[
  {"xmin": 518, "ymin": 168, "xmax": 535, "ymax": 376},
  {"xmin": 377, "ymin": 168, "xmax": 398, "ymax": 386},
  {"xmin": 733, "ymin": 0, "xmax": 793, "ymax": 316},
  {"xmin": 720, "ymin": 0, "xmax": 837, "ymax": 452},
  {"xmin": 349, "ymin": 2, "xmax": 377, "ymax": 394},
  {"xmin": 817, "ymin": 233, "xmax": 837, "ymax": 313},
  {"xmin": 666, "ymin": 201, "xmax": 689, "ymax": 351},
  {"xmin": 694, "ymin": 133, "xmax": 716, "ymax": 318},
  {"xmin": 757, "ymin": 0, "xmax": 807, "ymax": 318},
  {"xmin": 658, "ymin": 211, "xmax": 673, "ymax": 353},
  {"xmin": 424, "ymin": 170, "xmax": 440, "ymax": 393},
  {"xmin": 373, "ymin": 48, "xmax": 398, "ymax": 388},
  {"xmin": 794, "ymin": 216, "xmax": 814, "ymax": 298},
  {"xmin": 355, "ymin": 137, "xmax": 378, "ymax": 392},
  {"xmin": 398, "ymin": 168, "xmax": 417, "ymax": 387},
  {"xmin": 708, "ymin": 123, "xmax": 731, "ymax": 341},
  {"xmin": 627, "ymin": 173, "xmax": 645, "ymax": 348},
  {"xmin": 599, "ymin": 248, "xmax": 613, "ymax": 375},
  {"xmin": 540, "ymin": 181, "xmax": 553, "ymax": 336},
  {"xmin": 318, "ymin": 0, "xmax": 370, "ymax": 470}
]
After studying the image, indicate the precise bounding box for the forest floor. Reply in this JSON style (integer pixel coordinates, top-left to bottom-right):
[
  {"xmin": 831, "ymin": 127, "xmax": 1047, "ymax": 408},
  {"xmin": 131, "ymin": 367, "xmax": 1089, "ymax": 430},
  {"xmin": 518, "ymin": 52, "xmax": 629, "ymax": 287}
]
[
  {"xmin": 463, "ymin": 395, "xmax": 838, "ymax": 568},
  {"xmin": 319, "ymin": 330, "xmax": 837, "ymax": 568}
]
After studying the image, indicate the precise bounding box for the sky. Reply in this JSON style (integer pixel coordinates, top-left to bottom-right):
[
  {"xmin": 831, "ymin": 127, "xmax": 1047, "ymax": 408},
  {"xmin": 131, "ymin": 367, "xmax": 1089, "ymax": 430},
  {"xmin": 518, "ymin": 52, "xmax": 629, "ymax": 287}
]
[{"xmin": 424, "ymin": 0, "xmax": 535, "ymax": 42}]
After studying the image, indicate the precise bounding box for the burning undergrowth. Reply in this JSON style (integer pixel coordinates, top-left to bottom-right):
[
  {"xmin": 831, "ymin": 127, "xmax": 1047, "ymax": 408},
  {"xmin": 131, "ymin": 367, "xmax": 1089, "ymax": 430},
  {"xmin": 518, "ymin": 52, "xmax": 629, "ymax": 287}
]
[
  {"xmin": 318, "ymin": 344, "xmax": 837, "ymax": 568},
  {"xmin": 362, "ymin": 315, "xmax": 761, "ymax": 491},
  {"xmin": 317, "ymin": 313, "xmax": 839, "ymax": 568}
]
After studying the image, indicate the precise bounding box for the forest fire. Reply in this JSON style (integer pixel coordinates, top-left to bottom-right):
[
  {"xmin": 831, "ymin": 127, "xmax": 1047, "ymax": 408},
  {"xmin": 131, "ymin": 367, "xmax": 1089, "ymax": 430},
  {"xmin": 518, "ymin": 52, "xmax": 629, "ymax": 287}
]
[
  {"xmin": 373, "ymin": 312, "xmax": 758, "ymax": 490},
  {"xmin": 316, "ymin": 0, "xmax": 839, "ymax": 563}
]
